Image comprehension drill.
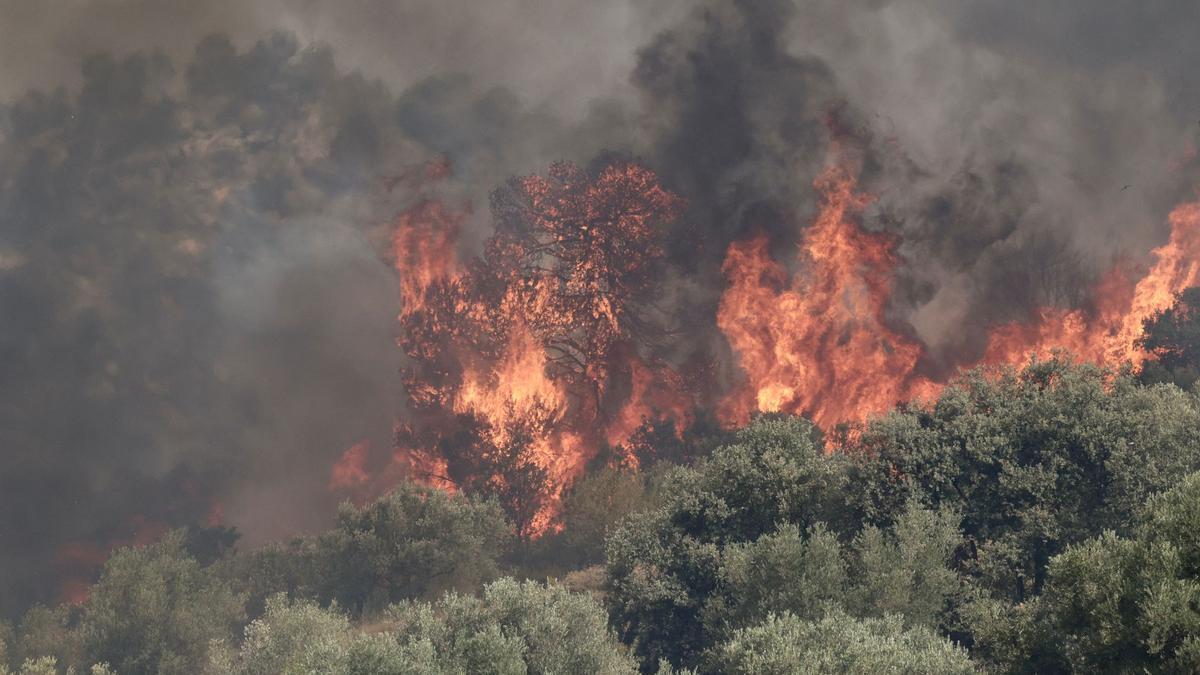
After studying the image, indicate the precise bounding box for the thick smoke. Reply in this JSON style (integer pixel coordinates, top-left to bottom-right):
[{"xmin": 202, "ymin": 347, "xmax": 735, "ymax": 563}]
[
  {"xmin": 2, "ymin": 0, "xmax": 1199, "ymax": 614},
  {"xmin": 628, "ymin": 0, "xmax": 1200, "ymax": 373},
  {"xmin": 776, "ymin": 0, "xmax": 1200, "ymax": 364},
  {"xmin": 0, "ymin": 18, "xmax": 638, "ymax": 614},
  {"xmin": 0, "ymin": 35, "xmax": 396, "ymax": 613}
]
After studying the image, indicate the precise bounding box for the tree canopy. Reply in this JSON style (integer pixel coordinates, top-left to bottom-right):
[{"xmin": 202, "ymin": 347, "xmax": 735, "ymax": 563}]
[
  {"xmin": 1139, "ymin": 286, "xmax": 1200, "ymax": 390},
  {"xmin": 7, "ymin": 359, "xmax": 1200, "ymax": 674}
]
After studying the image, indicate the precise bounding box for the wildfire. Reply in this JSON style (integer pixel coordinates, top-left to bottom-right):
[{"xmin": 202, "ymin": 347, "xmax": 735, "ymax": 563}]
[
  {"xmin": 329, "ymin": 440, "xmax": 371, "ymax": 491},
  {"xmin": 716, "ymin": 149, "xmax": 1200, "ymax": 428},
  {"xmin": 454, "ymin": 323, "xmax": 568, "ymax": 446},
  {"xmin": 985, "ymin": 199, "xmax": 1200, "ymax": 368},
  {"xmin": 329, "ymin": 153, "xmax": 1200, "ymax": 537},
  {"xmin": 332, "ymin": 159, "xmax": 694, "ymax": 537},
  {"xmin": 605, "ymin": 355, "xmax": 694, "ymax": 454},
  {"xmin": 451, "ymin": 320, "xmax": 587, "ymax": 533},
  {"xmin": 392, "ymin": 200, "xmax": 463, "ymax": 321},
  {"xmin": 717, "ymin": 150, "xmax": 935, "ymax": 428},
  {"xmin": 54, "ymin": 515, "xmax": 169, "ymax": 605}
]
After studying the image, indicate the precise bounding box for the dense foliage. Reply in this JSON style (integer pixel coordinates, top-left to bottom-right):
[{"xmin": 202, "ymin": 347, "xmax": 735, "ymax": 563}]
[
  {"xmin": 1140, "ymin": 287, "xmax": 1200, "ymax": 390},
  {"xmin": 713, "ymin": 610, "xmax": 975, "ymax": 675},
  {"xmin": 223, "ymin": 482, "xmax": 511, "ymax": 616},
  {"xmin": 7, "ymin": 353, "xmax": 1200, "ymax": 673},
  {"xmin": 211, "ymin": 579, "xmax": 635, "ymax": 674}
]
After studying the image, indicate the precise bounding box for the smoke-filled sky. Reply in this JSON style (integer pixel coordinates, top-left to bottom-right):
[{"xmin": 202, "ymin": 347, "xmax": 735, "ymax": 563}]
[{"xmin": 1, "ymin": 0, "xmax": 1199, "ymax": 614}]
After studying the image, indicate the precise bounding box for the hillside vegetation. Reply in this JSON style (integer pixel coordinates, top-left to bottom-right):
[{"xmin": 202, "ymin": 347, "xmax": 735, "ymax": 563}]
[{"xmin": 5, "ymin": 352, "xmax": 1200, "ymax": 673}]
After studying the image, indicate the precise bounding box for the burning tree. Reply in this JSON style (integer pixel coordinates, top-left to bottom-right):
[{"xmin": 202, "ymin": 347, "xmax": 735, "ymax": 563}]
[
  {"xmin": 391, "ymin": 159, "xmax": 689, "ymax": 538},
  {"xmin": 368, "ymin": 149, "xmax": 1200, "ymax": 541},
  {"xmin": 488, "ymin": 160, "xmax": 684, "ymax": 414}
]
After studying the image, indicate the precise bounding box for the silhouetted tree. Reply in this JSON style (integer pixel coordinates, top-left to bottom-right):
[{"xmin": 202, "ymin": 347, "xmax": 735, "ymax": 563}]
[{"xmin": 1139, "ymin": 286, "xmax": 1200, "ymax": 390}]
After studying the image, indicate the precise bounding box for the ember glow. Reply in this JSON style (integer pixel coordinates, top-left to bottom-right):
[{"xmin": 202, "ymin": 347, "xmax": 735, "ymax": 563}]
[
  {"xmin": 329, "ymin": 440, "xmax": 371, "ymax": 491},
  {"xmin": 54, "ymin": 516, "xmax": 169, "ymax": 605}
]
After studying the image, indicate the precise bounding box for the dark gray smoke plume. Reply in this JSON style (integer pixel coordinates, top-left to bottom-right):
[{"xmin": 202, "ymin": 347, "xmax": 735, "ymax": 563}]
[{"xmin": 2, "ymin": 0, "xmax": 1198, "ymax": 614}]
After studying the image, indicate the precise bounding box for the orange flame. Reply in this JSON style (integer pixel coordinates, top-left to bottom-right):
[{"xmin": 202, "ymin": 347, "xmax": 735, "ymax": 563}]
[
  {"xmin": 54, "ymin": 515, "xmax": 169, "ymax": 605},
  {"xmin": 332, "ymin": 153, "xmax": 1200, "ymax": 540},
  {"xmin": 605, "ymin": 356, "xmax": 694, "ymax": 451},
  {"xmin": 985, "ymin": 199, "xmax": 1200, "ymax": 367},
  {"xmin": 392, "ymin": 200, "xmax": 463, "ymax": 318},
  {"xmin": 454, "ymin": 323, "xmax": 568, "ymax": 441},
  {"xmin": 717, "ymin": 153, "xmax": 935, "ymax": 428},
  {"xmin": 453, "ymin": 320, "xmax": 587, "ymax": 516},
  {"xmin": 718, "ymin": 144, "xmax": 1200, "ymax": 430},
  {"xmin": 331, "ymin": 161, "xmax": 694, "ymax": 537},
  {"xmin": 329, "ymin": 440, "xmax": 371, "ymax": 491}
]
